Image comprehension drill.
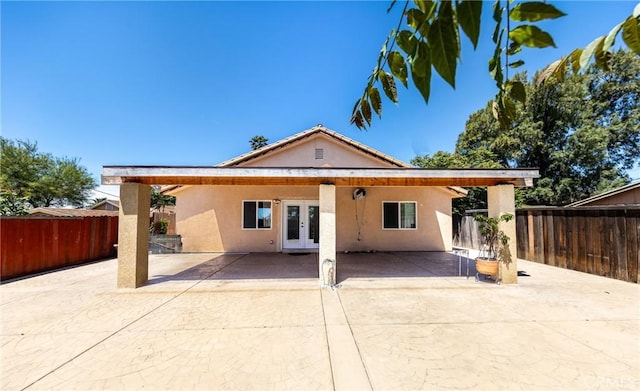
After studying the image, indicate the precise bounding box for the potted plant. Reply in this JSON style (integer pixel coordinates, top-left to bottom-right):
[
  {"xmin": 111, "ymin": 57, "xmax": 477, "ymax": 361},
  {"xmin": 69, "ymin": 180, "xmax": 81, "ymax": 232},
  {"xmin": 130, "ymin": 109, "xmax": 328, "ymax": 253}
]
[{"xmin": 473, "ymin": 213, "xmax": 514, "ymax": 281}]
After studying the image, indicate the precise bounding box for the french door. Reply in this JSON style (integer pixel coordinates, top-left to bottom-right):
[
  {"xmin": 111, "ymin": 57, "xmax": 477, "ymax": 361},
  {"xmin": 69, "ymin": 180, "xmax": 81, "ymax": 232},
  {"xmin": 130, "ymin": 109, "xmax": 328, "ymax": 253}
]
[{"xmin": 282, "ymin": 201, "xmax": 320, "ymax": 250}]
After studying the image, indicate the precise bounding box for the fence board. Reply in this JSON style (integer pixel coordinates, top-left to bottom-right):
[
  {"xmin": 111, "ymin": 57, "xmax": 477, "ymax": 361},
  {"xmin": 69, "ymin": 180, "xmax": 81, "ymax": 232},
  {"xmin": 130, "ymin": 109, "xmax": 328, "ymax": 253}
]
[
  {"xmin": 615, "ymin": 210, "xmax": 628, "ymax": 281},
  {"xmin": 625, "ymin": 209, "xmax": 638, "ymax": 283},
  {"xmin": 458, "ymin": 206, "xmax": 639, "ymax": 284},
  {"xmin": 1, "ymin": 216, "xmax": 118, "ymax": 280},
  {"xmin": 591, "ymin": 213, "xmax": 602, "ymax": 277}
]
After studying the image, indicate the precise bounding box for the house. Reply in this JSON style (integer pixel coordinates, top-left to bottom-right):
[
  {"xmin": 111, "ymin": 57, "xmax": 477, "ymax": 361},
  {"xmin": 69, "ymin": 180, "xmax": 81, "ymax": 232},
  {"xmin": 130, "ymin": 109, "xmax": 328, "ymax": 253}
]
[
  {"xmin": 102, "ymin": 125, "xmax": 539, "ymax": 288},
  {"xmin": 164, "ymin": 126, "xmax": 467, "ymax": 254},
  {"xmin": 90, "ymin": 199, "xmax": 120, "ymax": 211},
  {"xmin": 567, "ymin": 180, "xmax": 640, "ymax": 207}
]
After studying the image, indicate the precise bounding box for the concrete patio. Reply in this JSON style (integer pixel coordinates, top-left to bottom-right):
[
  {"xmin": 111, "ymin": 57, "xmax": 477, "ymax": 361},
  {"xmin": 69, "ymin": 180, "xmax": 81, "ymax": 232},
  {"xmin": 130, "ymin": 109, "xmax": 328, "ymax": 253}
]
[{"xmin": 1, "ymin": 251, "xmax": 638, "ymax": 390}]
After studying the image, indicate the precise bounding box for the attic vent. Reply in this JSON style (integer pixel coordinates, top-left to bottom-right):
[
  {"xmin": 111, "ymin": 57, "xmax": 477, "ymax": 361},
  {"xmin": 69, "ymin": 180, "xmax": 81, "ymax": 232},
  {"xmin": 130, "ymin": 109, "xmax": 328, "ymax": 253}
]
[{"xmin": 315, "ymin": 148, "xmax": 324, "ymax": 160}]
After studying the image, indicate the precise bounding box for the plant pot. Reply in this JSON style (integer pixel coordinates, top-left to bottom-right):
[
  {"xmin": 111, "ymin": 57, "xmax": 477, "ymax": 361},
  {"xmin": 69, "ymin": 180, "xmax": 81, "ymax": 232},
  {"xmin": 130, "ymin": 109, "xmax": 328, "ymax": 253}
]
[{"xmin": 475, "ymin": 257, "xmax": 499, "ymax": 277}]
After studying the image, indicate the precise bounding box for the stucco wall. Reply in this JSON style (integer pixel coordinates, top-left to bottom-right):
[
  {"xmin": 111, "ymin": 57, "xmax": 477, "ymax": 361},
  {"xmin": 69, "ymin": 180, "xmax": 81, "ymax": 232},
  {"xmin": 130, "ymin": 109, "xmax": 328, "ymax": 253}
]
[
  {"xmin": 240, "ymin": 134, "xmax": 398, "ymax": 168},
  {"xmin": 176, "ymin": 185, "xmax": 453, "ymax": 252}
]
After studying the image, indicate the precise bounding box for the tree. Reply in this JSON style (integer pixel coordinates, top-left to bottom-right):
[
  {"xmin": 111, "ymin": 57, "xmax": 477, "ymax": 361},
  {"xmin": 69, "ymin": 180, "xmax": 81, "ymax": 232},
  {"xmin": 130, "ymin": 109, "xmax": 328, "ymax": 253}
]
[
  {"xmin": 0, "ymin": 137, "xmax": 96, "ymax": 209},
  {"xmin": 150, "ymin": 186, "xmax": 176, "ymax": 213},
  {"xmin": 0, "ymin": 190, "xmax": 30, "ymax": 216},
  {"xmin": 250, "ymin": 135, "xmax": 269, "ymax": 150},
  {"xmin": 351, "ymin": 1, "xmax": 640, "ymax": 129},
  {"xmin": 411, "ymin": 148, "xmax": 506, "ymax": 216},
  {"xmin": 429, "ymin": 50, "xmax": 639, "ymax": 207}
]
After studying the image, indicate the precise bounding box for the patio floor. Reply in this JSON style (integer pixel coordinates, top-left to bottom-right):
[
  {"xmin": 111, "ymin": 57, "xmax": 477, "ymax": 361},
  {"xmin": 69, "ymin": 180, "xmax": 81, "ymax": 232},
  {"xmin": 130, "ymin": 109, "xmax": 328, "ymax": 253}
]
[{"xmin": 1, "ymin": 251, "xmax": 638, "ymax": 390}]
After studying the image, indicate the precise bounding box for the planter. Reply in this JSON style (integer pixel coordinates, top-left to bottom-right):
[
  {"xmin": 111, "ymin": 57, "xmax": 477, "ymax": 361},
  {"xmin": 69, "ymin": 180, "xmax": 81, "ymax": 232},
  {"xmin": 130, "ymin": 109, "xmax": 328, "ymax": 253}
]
[{"xmin": 475, "ymin": 257, "xmax": 498, "ymax": 277}]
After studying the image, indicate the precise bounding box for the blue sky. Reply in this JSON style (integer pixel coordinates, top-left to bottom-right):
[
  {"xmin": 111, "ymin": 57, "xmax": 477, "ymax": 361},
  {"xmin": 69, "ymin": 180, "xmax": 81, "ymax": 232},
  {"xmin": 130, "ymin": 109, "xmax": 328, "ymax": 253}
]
[{"xmin": 2, "ymin": 1, "xmax": 638, "ymax": 199}]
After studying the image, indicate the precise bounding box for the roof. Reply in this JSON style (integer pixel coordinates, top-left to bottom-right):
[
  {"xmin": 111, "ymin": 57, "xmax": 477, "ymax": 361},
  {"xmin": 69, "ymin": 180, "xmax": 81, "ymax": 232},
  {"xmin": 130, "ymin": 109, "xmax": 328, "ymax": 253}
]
[
  {"xmin": 567, "ymin": 180, "xmax": 640, "ymax": 207},
  {"xmin": 218, "ymin": 124, "xmax": 411, "ymax": 168},
  {"xmin": 103, "ymin": 166, "xmax": 538, "ymax": 188},
  {"xmin": 89, "ymin": 199, "xmax": 120, "ymax": 209},
  {"xmin": 28, "ymin": 208, "xmax": 119, "ymax": 217},
  {"xmin": 158, "ymin": 125, "xmax": 476, "ymax": 196}
]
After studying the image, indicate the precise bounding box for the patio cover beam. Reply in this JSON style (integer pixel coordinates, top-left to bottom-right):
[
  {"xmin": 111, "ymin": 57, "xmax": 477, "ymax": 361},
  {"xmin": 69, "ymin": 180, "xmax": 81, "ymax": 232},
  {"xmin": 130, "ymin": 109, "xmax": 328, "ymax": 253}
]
[{"xmin": 102, "ymin": 166, "xmax": 539, "ymax": 187}]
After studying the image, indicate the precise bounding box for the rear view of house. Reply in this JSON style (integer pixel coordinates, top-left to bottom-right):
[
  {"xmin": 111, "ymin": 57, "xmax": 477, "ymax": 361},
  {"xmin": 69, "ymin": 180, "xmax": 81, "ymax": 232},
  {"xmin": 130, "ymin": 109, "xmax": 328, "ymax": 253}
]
[
  {"xmin": 103, "ymin": 124, "xmax": 538, "ymax": 288},
  {"xmin": 165, "ymin": 126, "xmax": 465, "ymax": 254}
]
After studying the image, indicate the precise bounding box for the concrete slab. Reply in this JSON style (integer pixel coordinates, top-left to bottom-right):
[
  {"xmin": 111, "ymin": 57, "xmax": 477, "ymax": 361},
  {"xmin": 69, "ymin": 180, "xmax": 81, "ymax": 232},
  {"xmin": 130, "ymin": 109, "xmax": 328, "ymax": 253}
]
[{"xmin": 1, "ymin": 251, "xmax": 638, "ymax": 390}]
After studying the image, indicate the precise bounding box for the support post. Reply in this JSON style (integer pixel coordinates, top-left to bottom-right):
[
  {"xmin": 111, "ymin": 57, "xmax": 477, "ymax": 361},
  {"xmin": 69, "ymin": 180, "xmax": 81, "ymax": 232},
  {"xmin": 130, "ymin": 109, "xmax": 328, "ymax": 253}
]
[
  {"xmin": 488, "ymin": 184, "xmax": 517, "ymax": 284},
  {"xmin": 319, "ymin": 184, "xmax": 336, "ymax": 286},
  {"xmin": 117, "ymin": 183, "xmax": 151, "ymax": 288}
]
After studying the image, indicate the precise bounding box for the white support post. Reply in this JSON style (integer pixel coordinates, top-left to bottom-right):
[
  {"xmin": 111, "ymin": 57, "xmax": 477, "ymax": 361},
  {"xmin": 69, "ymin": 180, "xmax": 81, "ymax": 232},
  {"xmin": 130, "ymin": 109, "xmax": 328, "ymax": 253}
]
[{"xmin": 319, "ymin": 184, "xmax": 336, "ymax": 286}]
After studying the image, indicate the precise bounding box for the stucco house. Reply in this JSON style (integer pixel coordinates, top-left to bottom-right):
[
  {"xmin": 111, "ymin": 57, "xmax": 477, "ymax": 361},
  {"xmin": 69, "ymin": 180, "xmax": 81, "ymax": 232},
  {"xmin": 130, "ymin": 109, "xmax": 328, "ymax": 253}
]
[
  {"xmin": 102, "ymin": 124, "xmax": 539, "ymax": 288},
  {"xmin": 164, "ymin": 126, "xmax": 466, "ymax": 254}
]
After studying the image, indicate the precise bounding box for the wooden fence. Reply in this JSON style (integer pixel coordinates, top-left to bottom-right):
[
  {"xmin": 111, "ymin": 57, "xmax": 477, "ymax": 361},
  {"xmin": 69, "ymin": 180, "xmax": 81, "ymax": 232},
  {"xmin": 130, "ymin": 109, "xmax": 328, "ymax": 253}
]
[
  {"xmin": 454, "ymin": 207, "xmax": 640, "ymax": 283},
  {"xmin": 1, "ymin": 216, "xmax": 119, "ymax": 280}
]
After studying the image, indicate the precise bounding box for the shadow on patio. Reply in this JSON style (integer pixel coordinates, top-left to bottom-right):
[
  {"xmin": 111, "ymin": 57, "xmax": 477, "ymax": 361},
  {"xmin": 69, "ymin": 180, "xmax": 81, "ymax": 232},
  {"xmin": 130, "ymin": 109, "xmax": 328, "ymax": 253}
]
[{"xmin": 146, "ymin": 251, "xmax": 478, "ymax": 285}]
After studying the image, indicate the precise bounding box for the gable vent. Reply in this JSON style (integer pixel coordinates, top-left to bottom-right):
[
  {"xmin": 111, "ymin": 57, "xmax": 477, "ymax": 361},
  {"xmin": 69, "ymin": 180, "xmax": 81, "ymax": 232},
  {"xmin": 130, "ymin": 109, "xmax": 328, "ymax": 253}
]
[{"xmin": 315, "ymin": 148, "xmax": 324, "ymax": 160}]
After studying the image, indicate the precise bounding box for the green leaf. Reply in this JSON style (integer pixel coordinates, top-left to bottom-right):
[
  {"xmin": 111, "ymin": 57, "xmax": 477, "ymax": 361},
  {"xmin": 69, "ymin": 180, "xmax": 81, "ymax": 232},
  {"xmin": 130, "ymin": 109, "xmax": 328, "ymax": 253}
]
[
  {"xmin": 489, "ymin": 29, "xmax": 504, "ymax": 89},
  {"xmin": 351, "ymin": 98, "xmax": 361, "ymax": 116},
  {"xmin": 368, "ymin": 87, "xmax": 382, "ymax": 117},
  {"xmin": 509, "ymin": 25, "xmax": 557, "ymax": 48},
  {"xmin": 360, "ymin": 98, "xmax": 372, "ymax": 126},
  {"xmin": 508, "ymin": 60, "xmax": 525, "ymax": 68},
  {"xmin": 593, "ymin": 37, "xmax": 611, "ymax": 71},
  {"xmin": 409, "ymin": 41, "xmax": 432, "ymax": 103},
  {"xmin": 604, "ymin": 21, "xmax": 623, "ymax": 52},
  {"xmin": 396, "ymin": 30, "xmax": 418, "ymax": 56},
  {"xmin": 501, "ymin": 95, "xmax": 516, "ymax": 125},
  {"xmin": 492, "ymin": 0, "xmax": 503, "ymax": 23},
  {"xmin": 409, "ymin": 40, "xmax": 430, "ymax": 76},
  {"xmin": 507, "ymin": 81, "xmax": 526, "ymax": 104},
  {"xmin": 413, "ymin": 0, "xmax": 432, "ymax": 13},
  {"xmin": 507, "ymin": 41, "xmax": 522, "ymax": 56},
  {"xmin": 509, "ymin": 2, "xmax": 566, "ymax": 22},
  {"xmin": 622, "ymin": 15, "xmax": 640, "ymax": 55},
  {"xmin": 428, "ymin": 1, "xmax": 458, "ymax": 88},
  {"xmin": 388, "ymin": 51, "xmax": 409, "ymax": 88},
  {"xmin": 492, "ymin": 99, "xmax": 510, "ymax": 129},
  {"xmin": 567, "ymin": 49, "xmax": 582, "ymax": 74},
  {"xmin": 553, "ymin": 56, "xmax": 569, "ymax": 81},
  {"xmin": 457, "ymin": 0, "xmax": 482, "ymax": 49},
  {"xmin": 406, "ymin": 8, "xmax": 430, "ymax": 37},
  {"xmin": 379, "ymin": 71, "xmax": 398, "ymax": 103},
  {"xmin": 350, "ymin": 109, "xmax": 364, "ymax": 129},
  {"xmin": 580, "ymin": 36, "xmax": 604, "ymax": 68}
]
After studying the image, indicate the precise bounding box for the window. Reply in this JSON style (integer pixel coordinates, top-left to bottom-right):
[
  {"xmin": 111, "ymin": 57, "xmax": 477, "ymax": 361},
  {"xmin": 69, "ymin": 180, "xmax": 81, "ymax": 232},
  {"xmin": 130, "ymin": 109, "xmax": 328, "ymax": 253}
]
[
  {"xmin": 383, "ymin": 202, "xmax": 417, "ymax": 229},
  {"xmin": 243, "ymin": 201, "xmax": 272, "ymax": 229}
]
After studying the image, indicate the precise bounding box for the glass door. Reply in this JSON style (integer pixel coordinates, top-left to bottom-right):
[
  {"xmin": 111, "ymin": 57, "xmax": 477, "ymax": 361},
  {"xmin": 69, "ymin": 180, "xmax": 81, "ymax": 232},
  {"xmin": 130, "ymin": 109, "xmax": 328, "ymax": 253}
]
[{"xmin": 282, "ymin": 201, "xmax": 319, "ymax": 249}]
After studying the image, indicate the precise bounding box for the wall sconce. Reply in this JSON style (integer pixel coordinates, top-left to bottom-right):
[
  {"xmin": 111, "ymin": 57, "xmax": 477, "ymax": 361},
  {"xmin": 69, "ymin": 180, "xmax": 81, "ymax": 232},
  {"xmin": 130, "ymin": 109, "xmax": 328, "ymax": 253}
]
[{"xmin": 272, "ymin": 199, "xmax": 281, "ymax": 205}]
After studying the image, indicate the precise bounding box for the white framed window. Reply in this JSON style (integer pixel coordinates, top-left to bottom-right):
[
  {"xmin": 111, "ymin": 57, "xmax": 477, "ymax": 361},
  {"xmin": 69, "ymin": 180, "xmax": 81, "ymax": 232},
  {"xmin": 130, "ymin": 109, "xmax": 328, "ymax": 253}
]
[
  {"xmin": 382, "ymin": 201, "xmax": 417, "ymax": 230},
  {"xmin": 242, "ymin": 201, "xmax": 272, "ymax": 229}
]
